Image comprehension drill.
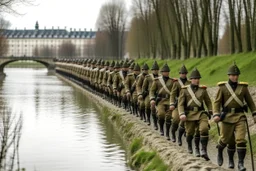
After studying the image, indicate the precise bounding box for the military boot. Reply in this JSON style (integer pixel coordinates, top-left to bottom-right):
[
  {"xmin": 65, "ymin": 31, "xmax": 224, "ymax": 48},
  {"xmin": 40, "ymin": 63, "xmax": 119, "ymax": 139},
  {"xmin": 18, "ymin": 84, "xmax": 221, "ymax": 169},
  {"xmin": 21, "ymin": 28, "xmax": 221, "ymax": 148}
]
[
  {"xmin": 177, "ymin": 126, "xmax": 185, "ymax": 146},
  {"xmin": 165, "ymin": 122, "xmax": 171, "ymax": 141},
  {"xmin": 227, "ymin": 148, "xmax": 235, "ymax": 169},
  {"xmin": 217, "ymin": 143, "xmax": 226, "ymax": 166},
  {"xmin": 152, "ymin": 113, "xmax": 158, "ymax": 130},
  {"xmin": 159, "ymin": 119, "xmax": 164, "ymax": 136},
  {"xmin": 186, "ymin": 135, "xmax": 193, "ymax": 154},
  {"xmin": 200, "ymin": 136, "xmax": 210, "ymax": 161},
  {"xmin": 146, "ymin": 109, "xmax": 151, "ymax": 126},
  {"xmin": 237, "ymin": 149, "xmax": 246, "ymax": 171},
  {"xmin": 171, "ymin": 123, "xmax": 178, "ymax": 143},
  {"xmin": 194, "ymin": 136, "xmax": 200, "ymax": 157}
]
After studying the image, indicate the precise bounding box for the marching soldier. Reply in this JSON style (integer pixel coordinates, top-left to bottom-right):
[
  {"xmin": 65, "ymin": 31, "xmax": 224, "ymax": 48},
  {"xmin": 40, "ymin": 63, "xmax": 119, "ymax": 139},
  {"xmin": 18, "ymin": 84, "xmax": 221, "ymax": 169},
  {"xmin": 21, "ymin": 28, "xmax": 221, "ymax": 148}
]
[
  {"xmin": 141, "ymin": 61, "xmax": 160, "ymax": 128},
  {"xmin": 137, "ymin": 63, "xmax": 150, "ymax": 121},
  {"xmin": 213, "ymin": 63, "xmax": 256, "ymax": 170},
  {"xmin": 170, "ymin": 64, "xmax": 190, "ymax": 145},
  {"xmin": 113, "ymin": 62, "xmax": 129, "ymax": 108},
  {"xmin": 108, "ymin": 61, "xmax": 119, "ymax": 104},
  {"xmin": 102, "ymin": 61, "xmax": 110, "ymax": 99},
  {"xmin": 125, "ymin": 63, "xmax": 141, "ymax": 116},
  {"xmin": 150, "ymin": 63, "xmax": 176, "ymax": 140},
  {"xmin": 178, "ymin": 68, "xmax": 212, "ymax": 160}
]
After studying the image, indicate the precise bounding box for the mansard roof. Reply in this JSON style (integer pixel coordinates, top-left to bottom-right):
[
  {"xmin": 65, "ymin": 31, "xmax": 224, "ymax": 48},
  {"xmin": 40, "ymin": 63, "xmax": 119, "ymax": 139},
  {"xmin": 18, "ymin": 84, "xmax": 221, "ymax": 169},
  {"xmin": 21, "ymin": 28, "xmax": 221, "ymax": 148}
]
[{"xmin": 2, "ymin": 28, "xmax": 96, "ymax": 39}]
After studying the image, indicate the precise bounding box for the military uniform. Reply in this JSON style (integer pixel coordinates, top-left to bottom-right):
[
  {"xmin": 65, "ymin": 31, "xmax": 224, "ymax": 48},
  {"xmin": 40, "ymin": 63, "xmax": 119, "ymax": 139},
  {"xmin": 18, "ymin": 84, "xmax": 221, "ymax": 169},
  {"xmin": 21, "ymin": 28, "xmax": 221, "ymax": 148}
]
[
  {"xmin": 125, "ymin": 63, "xmax": 140, "ymax": 116},
  {"xmin": 142, "ymin": 61, "xmax": 160, "ymax": 129},
  {"xmin": 137, "ymin": 63, "xmax": 149, "ymax": 121},
  {"xmin": 214, "ymin": 63, "xmax": 256, "ymax": 170},
  {"xmin": 113, "ymin": 62, "xmax": 129, "ymax": 108},
  {"xmin": 170, "ymin": 64, "xmax": 191, "ymax": 145},
  {"xmin": 178, "ymin": 68, "xmax": 212, "ymax": 160},
  {"xmin": 150, "ymin": 63, "xmax": 175, "ymax": 140}
]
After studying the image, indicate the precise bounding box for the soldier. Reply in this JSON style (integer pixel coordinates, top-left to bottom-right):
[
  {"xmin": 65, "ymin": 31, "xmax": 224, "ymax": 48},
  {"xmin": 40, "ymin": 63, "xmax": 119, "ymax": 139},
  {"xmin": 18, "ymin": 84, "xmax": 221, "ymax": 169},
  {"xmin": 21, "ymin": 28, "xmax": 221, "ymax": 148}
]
[
  {"xmin": 137, "ymin": 63, "xmax": 150, "ymax": 121},
  {"xmin": 213, "ymin": 63, "xmax": 256, "ymax": 170},
  {"xmin": 150, "ymin": 63, "xmax": 176, "ymax": 140},
  {"xmin": 129, "ymin": 62, "xmax": 135, "ymax": 74},
  {"xmin": 113, "ymin": 61, "xmax": 129, "ymax": 108},
  {"xmin": 125, "ymin": 63, "xmax": 141, "ymax": 116},
  {"xmin": 170, "ymin": 64, "xmax": 191, "ymax": 145},
  {"xmin": 102, "ymin": 61, "xmax": 110, "ymax": 99},
  {"xmin": 178, "ymin": 68, "xmax": 212, "ymax": 160},
  {"xmin": 107, "ymin": 61, "xmax": 118, "ymax": 104},
  {"xmin": 141, "ymin": 61, "xmax": 160, "ymax": 128}
]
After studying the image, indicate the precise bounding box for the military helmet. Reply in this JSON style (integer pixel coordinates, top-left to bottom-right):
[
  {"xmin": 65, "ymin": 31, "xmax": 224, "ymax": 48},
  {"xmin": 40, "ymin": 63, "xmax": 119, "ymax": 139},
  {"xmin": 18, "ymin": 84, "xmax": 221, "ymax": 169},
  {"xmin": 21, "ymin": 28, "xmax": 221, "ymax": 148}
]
[
  {"xmin": 122, "ymin": 61, "xmax": 130, "ymax": 68},
  {"xmin": 101, "ymin": 60, "xmax": 105, "ymax": 66},
  {"xmin": 92, "ymin": 59, "xmax": 96, "ymax": 65},
  {"xmin": 142, "ymin": 63, "xmax": 149, "ymax": 70},
  {"xmin": 134, "ymin": 63, "xmax": 141, "ymax": 71},
  {"xmin": 190, "ymin": 68, "xmax": 201, "ymax": 79},
  {"xmin": 114, "ymin": 62, "xmax": 121, "ymax": 69},
  {"xmin": 179, "ymin": 64, "xmax": 188, "ymax": 74},
  {"xmin": 227, "ymin": 62, "xmax": 240, "ymax": 75},
  {"xmin": 96, "ymin": 59, "xmax": 101, "ymax": 65},
  {"xmin": 151, "ymin": 60, "xmax": 160, "ymax": 70},
  {"xmin": 105, "ymin": 61, "xmax": 110, "ymax": 66},
  {"xmin": 129, "ymin": 63, "xmax": 135, "ymax": 69},
  {"xmin": 110, "ymin": 61, "xmax": 115, "ymax": 68},
  {"xmin": 161, "ymin": 63, "xmax": 170, "ymax": 72}
]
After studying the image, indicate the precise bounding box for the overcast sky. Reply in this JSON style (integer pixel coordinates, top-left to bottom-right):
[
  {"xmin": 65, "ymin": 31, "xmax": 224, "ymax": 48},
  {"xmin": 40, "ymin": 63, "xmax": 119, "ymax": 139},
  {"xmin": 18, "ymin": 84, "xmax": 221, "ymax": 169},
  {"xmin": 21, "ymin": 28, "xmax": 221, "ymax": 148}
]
[{"xmin": 3, "ymin": 0, "xmax": 132, "ymax": 31}]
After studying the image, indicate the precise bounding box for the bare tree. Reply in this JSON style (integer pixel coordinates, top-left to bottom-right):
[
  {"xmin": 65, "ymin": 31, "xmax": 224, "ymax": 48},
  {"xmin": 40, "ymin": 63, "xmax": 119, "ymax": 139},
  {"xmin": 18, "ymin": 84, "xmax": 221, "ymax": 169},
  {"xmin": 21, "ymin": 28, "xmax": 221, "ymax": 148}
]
[
  {"xmin": 0, "ymin": 17, "xmax": 10, "ymax": 57},
  {"xmin": 96, "ymin": 0, "xmax": 127, "ymax": 60},
  {"xmin": 58, "ymin": 40, "xmax": 76, "ymax": 58},
  {"xmin": 0, "ymin": 107, "xmax": 23, "ymax": 171}
]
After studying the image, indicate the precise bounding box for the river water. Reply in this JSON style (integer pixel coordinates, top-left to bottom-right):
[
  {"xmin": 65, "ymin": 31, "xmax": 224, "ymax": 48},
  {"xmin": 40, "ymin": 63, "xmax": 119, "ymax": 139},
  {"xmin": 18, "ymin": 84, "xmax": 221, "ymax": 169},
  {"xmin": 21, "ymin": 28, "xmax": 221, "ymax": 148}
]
[{"xmin": 0, "ymin": 68, "xmax": 131, "ymax": 171}]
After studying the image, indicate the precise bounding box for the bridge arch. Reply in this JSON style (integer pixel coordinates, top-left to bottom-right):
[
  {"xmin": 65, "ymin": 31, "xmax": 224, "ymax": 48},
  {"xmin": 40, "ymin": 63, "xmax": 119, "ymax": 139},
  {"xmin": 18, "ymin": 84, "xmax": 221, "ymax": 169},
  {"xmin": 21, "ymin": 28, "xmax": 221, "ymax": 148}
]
[{"xmin": 0, "ymin": 57, "xmax": 56, "ymax": 77}]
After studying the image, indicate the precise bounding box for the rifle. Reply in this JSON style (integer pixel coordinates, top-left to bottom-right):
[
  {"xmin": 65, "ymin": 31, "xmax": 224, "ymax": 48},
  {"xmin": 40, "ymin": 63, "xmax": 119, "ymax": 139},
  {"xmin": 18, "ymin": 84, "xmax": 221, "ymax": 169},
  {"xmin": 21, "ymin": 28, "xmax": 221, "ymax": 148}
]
[{"xmin": 245, "ymin": 119, "xmax": 255, "ymax": 171}]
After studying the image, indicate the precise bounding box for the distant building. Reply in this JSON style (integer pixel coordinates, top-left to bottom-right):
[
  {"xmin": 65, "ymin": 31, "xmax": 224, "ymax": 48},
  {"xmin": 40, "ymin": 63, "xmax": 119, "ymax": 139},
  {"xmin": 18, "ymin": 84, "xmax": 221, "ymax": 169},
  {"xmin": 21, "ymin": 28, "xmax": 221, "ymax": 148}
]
[{"xmin": 2, "ymin": 22, "xmax": 97, "ymax": 58}]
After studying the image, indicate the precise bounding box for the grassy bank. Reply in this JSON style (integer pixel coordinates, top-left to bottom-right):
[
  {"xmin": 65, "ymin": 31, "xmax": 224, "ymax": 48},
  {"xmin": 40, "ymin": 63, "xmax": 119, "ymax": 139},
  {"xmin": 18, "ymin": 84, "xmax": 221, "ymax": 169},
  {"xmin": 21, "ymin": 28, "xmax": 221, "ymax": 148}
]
[{"xmin": 136, "ymin": 52, "xmax": 256, "ymax": 86}]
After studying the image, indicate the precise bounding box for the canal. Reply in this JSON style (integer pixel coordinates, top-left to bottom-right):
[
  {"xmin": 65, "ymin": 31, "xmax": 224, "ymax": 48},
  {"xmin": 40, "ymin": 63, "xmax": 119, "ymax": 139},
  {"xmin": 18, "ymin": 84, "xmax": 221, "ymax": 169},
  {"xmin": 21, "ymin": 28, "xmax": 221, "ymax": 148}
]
[{"xmin": 0, "ymin": 67, "xmax": 131, "ymax": 171}]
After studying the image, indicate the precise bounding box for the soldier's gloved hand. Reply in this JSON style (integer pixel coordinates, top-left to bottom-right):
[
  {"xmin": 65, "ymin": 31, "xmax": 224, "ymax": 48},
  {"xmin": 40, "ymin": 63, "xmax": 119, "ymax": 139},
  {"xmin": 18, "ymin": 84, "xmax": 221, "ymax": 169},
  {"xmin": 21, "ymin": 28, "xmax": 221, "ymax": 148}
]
[
  {"xmin": 138, "ymin": 95, "xmax": 143, "ymax": 100},
  {"xmin": 253, "ymin": 115, "xmax": 256, "ymax": 124},
  {"xmin": 213, "ymin": 115, "xmax": 221, "ymax": 123},
  {"xmin": 169, "ymin": 105, "xmax": 175, "ymax": 111},
  {"xmin": 180, "ymin": 115, "xmax": 186, "ymax": 121},
  {"xmin": 150, "ymin": 100, "xmax": 156, "ymax": 107}
]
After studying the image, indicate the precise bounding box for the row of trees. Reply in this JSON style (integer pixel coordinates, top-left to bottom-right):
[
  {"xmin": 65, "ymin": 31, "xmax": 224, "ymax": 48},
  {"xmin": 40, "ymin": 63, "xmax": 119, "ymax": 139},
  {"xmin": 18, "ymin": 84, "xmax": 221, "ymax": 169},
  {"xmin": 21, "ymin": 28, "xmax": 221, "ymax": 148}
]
[
  {"xmin": 32, "ymin": 40, "xmax": 95, "ymax": 58},
  {"xmin": 95, "ymin": 0, "xmax": 127, "ymax": 60},
  {"xmin": 126, "ymin": 0, "xmax": 256, "ymax": 59}
]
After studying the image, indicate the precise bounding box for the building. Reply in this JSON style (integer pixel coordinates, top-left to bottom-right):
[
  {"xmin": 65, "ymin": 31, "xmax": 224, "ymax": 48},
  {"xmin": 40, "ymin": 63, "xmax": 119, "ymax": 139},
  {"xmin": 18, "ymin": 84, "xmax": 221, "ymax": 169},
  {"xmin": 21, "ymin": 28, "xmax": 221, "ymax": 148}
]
[{"xmin": 2, "ymin": 22, "xmax": 97, "ymax": 58}]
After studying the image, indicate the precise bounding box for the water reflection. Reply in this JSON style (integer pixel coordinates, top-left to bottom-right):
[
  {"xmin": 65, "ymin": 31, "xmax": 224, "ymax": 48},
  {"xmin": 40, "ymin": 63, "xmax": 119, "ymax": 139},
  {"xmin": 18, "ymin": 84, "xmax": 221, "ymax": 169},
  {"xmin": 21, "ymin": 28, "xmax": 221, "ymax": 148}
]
[{"xmin": 0, "ymin": 68, "xmax": 130, "ymax": 171}]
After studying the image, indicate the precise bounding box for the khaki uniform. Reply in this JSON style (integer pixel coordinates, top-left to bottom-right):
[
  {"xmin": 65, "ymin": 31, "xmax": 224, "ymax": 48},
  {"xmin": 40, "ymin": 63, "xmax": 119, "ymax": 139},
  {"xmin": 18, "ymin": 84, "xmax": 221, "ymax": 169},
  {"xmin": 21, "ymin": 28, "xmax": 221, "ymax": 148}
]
[
  {"xmin": 113, "ymin": 71, "xmax": 128, "ymax": 107},
  {"xmin": 178, "ymin": 85, "xmax": 212, "ymax": 137},
  {"xmin": 213, "ymin": 81, "xmax": 256, "ymax": 148},
  {"xmin": 150, "ymin": 76, "xmax": 176, "ymax": 121},
  {"xmin": 125, "ymin": 73, "xmax": 139, "ymax": 112},
  {"xmin": 137, "ymin": 73, "xmax": 148, "ymax": 109},
  {"xmin": 170, "ymin": 78, "xmax": 191, "ymax": 130}
]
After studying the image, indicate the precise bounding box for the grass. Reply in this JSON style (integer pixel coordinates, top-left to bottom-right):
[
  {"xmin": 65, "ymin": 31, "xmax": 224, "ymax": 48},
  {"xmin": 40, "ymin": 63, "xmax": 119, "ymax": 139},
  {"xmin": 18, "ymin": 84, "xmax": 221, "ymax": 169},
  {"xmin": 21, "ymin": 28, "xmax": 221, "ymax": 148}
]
[
  {"xmin": 136, "ymin": 52, "xmax": 256, "ymax": 86},
  {"xmin": 129, "ymin": 138, "xmax": 169, "ymax": 171}
]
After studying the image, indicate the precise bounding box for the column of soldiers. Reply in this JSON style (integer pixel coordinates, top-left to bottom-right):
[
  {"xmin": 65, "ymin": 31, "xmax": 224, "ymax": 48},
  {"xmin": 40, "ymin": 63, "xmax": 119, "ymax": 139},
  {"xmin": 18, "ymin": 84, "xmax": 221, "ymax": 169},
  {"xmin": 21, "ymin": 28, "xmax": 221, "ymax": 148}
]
[{"xmin": 55, "ymin": 58, "xmax": 256, "ymax": 171}]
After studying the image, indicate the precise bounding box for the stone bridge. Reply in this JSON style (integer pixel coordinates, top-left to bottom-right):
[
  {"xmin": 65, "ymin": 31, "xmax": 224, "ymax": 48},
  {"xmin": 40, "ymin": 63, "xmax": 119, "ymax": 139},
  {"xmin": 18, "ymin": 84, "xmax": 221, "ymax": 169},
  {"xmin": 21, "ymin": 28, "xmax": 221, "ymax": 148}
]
[{"xmin": 0, "ymin": 57, "xmax": 55, "ymax": 76}]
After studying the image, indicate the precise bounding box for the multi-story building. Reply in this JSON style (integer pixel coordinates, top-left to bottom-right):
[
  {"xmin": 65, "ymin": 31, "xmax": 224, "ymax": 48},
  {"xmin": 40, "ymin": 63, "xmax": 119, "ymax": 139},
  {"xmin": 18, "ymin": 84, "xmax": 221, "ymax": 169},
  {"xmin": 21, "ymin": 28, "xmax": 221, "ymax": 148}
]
[{"xmin": 2, "ymin": 22, "xmax": 97, "ymax": 58}]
